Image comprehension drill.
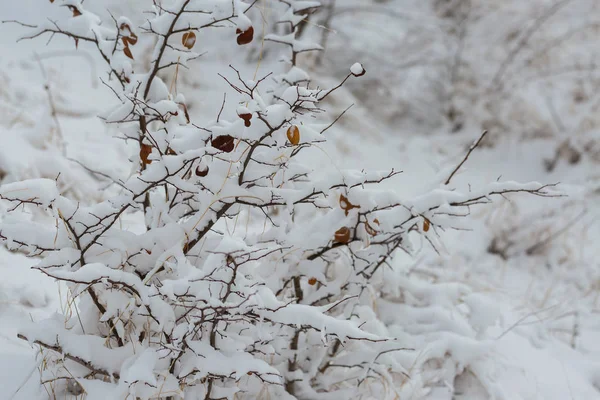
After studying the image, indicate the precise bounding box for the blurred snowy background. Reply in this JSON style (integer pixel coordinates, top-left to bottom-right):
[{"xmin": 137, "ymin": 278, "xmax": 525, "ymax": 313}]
[{"xmin": 1, "ymin": 0, "xmax": 600, "ymax": 399}]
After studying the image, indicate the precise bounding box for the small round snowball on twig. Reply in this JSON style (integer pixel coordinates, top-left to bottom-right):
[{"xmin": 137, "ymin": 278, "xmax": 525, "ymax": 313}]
[{"xmin": 350, "ymin": 62, "xmax": 366, "ymax": 77}]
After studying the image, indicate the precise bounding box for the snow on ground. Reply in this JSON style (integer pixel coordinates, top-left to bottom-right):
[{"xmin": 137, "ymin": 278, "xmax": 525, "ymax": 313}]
[
  {"xmin": 1, "ymin": 1, "xmax": 600, "ymax": 399},
  {"xmin": 0, "ymin": 250, "xmax": 59, "ymax": 399}
]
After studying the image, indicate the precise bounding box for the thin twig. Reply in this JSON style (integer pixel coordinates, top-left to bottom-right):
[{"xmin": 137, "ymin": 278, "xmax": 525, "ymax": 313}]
[
  {"xmin": 445, "ymin": 130, "xmax": 488, "ymax": 185},
  {"xmin": 320, "ymin": 103, "xmax": 353, "ymax": 134},
  {"xmin": 217, "ymin": 92, "xmax": 227, "ymax": 123}
]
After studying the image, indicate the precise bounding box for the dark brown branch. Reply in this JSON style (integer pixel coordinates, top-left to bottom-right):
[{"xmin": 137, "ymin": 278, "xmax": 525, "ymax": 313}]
[
  {"xmin": 320, "ymin": 103, "xmax": 353, "ymax": 134},
  {"xmin": 445, "ymin": 130, "xmax": 488, "ymax": 185}
]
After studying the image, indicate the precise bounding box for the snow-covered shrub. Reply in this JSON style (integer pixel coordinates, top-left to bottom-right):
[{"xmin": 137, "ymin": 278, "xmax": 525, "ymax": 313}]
[{"xmin": 2, "ymin": 1, "xmax": 557, "ymax": 399}]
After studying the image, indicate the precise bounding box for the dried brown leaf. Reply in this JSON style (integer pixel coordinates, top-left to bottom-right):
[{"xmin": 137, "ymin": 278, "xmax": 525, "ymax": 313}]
[
  {"xmin": 67, "ymin": 5, "xmax": 81, "ymax": 17},
  {"xmin": 140, "ymin": 143, "xmax": 153, "ymax": 165},
  {"xmin": 123, "ymin": 45, "xmax": 134, "ymax": 60},
  {"xmin": 287, "ymin": 125, "xmax": 300, "ymax": 145},
  {"xmin": 334, "ymin": 227, "xmax": 351, "ymax": 244},
  {"xmin": 182, "ymin": 31, "xmax": 196, "ymax": 49},
  {"xmin": 195, "ymin": 165, "xmax": 209, "ymax": 177},
  {"xmin": 211, "ymin": 135, "xmax": 235, "ymax": 153},
  {"xmin": 236, "ymin": 26, "xmax": 254, "ymax": 45},
  {"xmin": 239, "ymin": 113, "xmax": 252, "ymax": 127}
]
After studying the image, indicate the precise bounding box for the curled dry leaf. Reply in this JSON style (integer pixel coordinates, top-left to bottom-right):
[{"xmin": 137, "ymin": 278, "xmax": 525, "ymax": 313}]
[
  {"xmin": 211, "ymin": 135, "xmax": 235, "ymax": 153},
  {"xmin": 123, "ymin": 46, "xmax": 134, "ymax": 60},
  {"xmin": 128, "ymin": 34, "xmax": 138, "ymax": 45},
  {"xmin": 140, "ymin": 143, "xmax": 153, "ymax": 165},
  {"xmin": 120, "ymin": 23, "xmax": 138, "ymax": 45},
  {"xmin": 287, "ymin": 125, "xmax": 300, "ymax": 145},
  {"xmin": 339, "ymin": 194, "xmax": 359, "ymax": 216},
  {"xmin": 67, "ymin": 5, "xmax": 82, "ymax": 17},
  {"xmin": 182, "ymin": 31, "xmax": 196, "ymax": 49},
  {"xmin": 122, "ymin": 35, "xmax": 138, "ymax": 47},
  {"xmin": 239, "ymin": 113, "xmax": 252, "ymax": 127},
  {"xmin": 423, "ymin": 217, "xmax": 430, "ymax": 232},
  {"xmin": 365, "ymin": 221, "xmax": 378, "ymax": 236},
  {"xmin": 308, "ymin": 277, "xmax": 317, "ymax": 286},
  {"xmin": 334, "ymin": 227, "xmax": 351, "ymax": 244},
  {"xmin": 236, "ymin": 26, "xmax": 254, "ymax": 45},
  {"xmin": 122, "ymin": 36, "xmax": 136, "ymax": 47},
  {"xmin": 195, "ymin": 165, "xmax": 209, "ymax": 177},
  {"xmin": 119, "ymin": 22, "xmax": 137, "ymax": 60}
]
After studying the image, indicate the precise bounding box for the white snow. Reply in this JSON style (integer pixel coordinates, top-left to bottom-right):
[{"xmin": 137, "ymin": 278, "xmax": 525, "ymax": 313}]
[{"xmin": 1, "ymin": 0, "xmax": 599, "ymax": 399}]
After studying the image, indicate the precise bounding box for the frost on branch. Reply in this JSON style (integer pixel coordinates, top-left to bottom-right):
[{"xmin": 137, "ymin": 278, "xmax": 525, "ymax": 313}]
[{"xmin": 1, "ymin": 0, "xmax": 559, "ymax": 399}]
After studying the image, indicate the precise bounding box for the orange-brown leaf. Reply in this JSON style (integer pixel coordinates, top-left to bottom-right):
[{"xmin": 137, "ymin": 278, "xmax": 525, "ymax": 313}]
[
  {"xmin": 67, "ymin": 5, "xmax": 82, "ymax": 17},
  {"xmin": 287, "ymin": 125, "xmax": 300, "ymax": 145},
  {"xmin": 334, "ymin": 227, "xmax": 351, "ymax": 244},
  {"xmin": 123, "ymin": 45, "xmax": 134, "ymax": 60},
  {"xmin": 140, "ymin": 143, "xmax": 153, "ymax": 165},
  {"xmin": 182, "ymin": 31, "xmax": 196, "ymax": 49},
  {"xmin": 122, "ymin": 35, "xmax": 138, "ymax": 47},
  {"xmin": 120, "ymin": 23, "xmax": 138, "ymax": 46},
  {"xmin": 423, "ymin": 218, "xmax": 430, "ymax": 232},
  {"xmin": 339, "ymin": 194, "xmax": 359, "ymax": 215},
  {"xmin": 308, "ymin": 277, "xmax": 317, "ymax": 286},
  {"xmin": 128, "ymin": 33, "xmax": 138, "ymax": 46}
]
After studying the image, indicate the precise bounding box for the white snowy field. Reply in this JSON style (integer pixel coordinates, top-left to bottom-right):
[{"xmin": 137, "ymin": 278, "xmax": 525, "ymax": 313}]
[{"xmin": 1, "ymin": 0, "xmax": 600, "ymax": 399}]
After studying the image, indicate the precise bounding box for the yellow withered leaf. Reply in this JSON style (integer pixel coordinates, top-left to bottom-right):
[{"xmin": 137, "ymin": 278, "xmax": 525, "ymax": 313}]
[
  {"xmin": 423, "ymin": 218, "xmax": 430, "ymax": 232},
  {"xmin": 287, "ymin": 125, "xmax": 300, "ymax": 145},
  {"xmin": 182, "ymin": 31, "xmax": 196, "ymax": 49}
]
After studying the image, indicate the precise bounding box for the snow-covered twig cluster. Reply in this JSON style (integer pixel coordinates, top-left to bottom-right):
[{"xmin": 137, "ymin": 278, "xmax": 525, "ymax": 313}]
[{"xmin": 1, "ymin": 1, "xmax": 559, "ymax": 399}]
